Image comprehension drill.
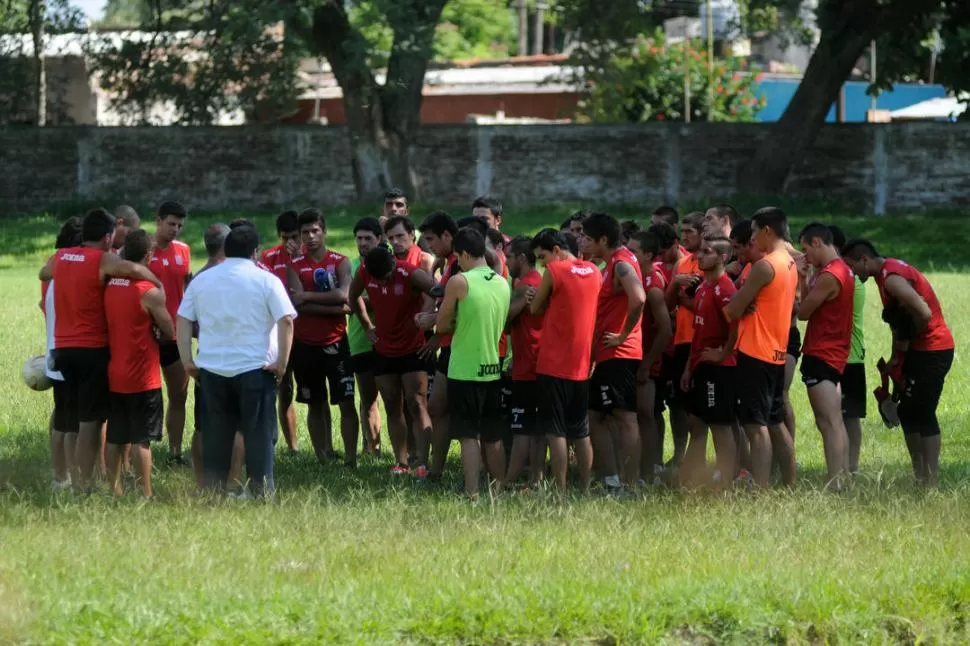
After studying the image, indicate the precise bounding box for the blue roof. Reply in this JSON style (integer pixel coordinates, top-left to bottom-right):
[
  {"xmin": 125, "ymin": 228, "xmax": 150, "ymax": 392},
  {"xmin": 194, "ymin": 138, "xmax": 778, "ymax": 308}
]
[{"xmin": 754, "ymin": 78, "xmax": 947, "ymax": 122}]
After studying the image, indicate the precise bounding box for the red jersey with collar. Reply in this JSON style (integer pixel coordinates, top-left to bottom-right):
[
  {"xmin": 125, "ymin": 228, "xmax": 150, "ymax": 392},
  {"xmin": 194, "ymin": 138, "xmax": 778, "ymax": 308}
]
[
  {"xmin": 104, "ymin": 278, "xmax": 161, "ymax": 393},
  {"xmin": 360, "ymin": 259, "xmax": 426, "ymax": 357},
  {"xmin": 594, "ymin": 246, "xmax": 643, "ymax": 363},
  {"xmin": 690, "ymin": 273, "xmax": 737, "ymax": 370},
  {"xmin": 53, "ymin": 246, "xmax": 107, "ymax": 348},
  {"xmin": 148, "ymin": 240, "xmax": 191, "ymax": 334},
  {"xmin": 291, "ymin": 249, "xmax": 348, "ymax": 346},
  {"xmin": 875, "ymin": 258, "xmax": 953, "ymax": 352},
  {"xmin": 510, "ymin": 270, "xmax": 544, "ymax": 381}
]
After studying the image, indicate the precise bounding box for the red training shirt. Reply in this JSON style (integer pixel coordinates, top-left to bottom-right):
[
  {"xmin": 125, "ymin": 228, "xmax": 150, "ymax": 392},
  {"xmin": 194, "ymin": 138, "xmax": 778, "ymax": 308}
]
[
  {"xmin": 361, "ymin": 259, "xmax": 426, "ymax": 357},
  {"xmin": 291, "ymin": 250, "xmax": 349, "ymax": 346},
  {"xmin": 655, "ymin": 260, "xmax": 677, "ymax": 358},
  {"xmin": 802, "ymin": 258, "xmax": 854, "ymax": 373},
  {"xmin": 737, "ymin": 262, "xmax": 752, "ymax": 287},
  {"xmin": 641, "ymin": 265, "xmax": 668, "ymax": 377},
  {"xmin": 260, "ymin": 244, "xmax": 295, "ymax": 285},
  {"xmin": 437, "ymin": 253, "xmax": 459, "ymax": 348},
  {"xmin": 401, "ymin": 244, "xmax": 425, "ymax": 268},
  {"xmin": 53, "ymin": 247, "xmax": 107, "ymax": 348},
  {"xmin": 510, "ymin": 270, "xmax": 544, "ymax": 381},
  {"xmin": 104, "ymin": 277, "xmax": 162, "ymax": 393},
  {"xmin": 673, "ymin": 253, "xmax": 702, "ymax": 346},
  {"xmin": 594, "ymin": 246, "xmax": 644, "ymax": 363},
  {"xmin": 536, "ymin": 259, "xmax": 600, "ymax": 381},
  {"xmin": 690, "ymin": 273, "xmax": 737, "ymax": 370},
  {"xmin": 876, "ymin": 258, "xmax": 954, "ymax": 352},
  {"xmin": 496, "ymin": 249, "xmax": 511, "ymax": 358},
  {"xmin": 148, "ymin": 240, "xmax": 191, "ymax": 334}
]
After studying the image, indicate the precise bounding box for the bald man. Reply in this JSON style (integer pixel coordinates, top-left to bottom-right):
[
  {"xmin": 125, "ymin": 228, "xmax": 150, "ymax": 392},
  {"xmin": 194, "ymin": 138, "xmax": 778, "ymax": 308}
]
[{"xmin": 113, "ymin": 205, "xmax": 141, "ymax": 251}]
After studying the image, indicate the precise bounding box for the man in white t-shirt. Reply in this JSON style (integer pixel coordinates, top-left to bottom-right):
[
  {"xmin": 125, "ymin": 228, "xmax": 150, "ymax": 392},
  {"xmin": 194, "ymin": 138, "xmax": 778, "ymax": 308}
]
[{"xmin": 176, "ymin": 224, "xmax": 296, "ymax": 498}]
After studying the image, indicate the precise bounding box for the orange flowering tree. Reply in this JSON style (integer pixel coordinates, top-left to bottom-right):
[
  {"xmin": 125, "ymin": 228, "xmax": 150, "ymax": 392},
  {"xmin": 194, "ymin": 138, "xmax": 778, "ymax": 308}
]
[{"xmin": 576, "ymin": 29, "xmax": 765, "ymax": 123}]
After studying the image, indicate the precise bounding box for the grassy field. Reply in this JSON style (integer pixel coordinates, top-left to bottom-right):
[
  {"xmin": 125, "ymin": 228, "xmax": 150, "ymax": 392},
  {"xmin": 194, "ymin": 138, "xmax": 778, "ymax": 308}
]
[{"xmin": 1, "ymin": 207, "xmax": 969, "ymax": 644}]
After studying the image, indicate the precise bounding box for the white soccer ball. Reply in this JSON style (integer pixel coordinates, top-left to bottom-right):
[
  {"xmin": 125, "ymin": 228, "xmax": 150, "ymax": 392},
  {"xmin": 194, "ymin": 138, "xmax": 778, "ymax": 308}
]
[{"xmin": 22, "ymin": 355, "xmax": 52, "ymax": 392}]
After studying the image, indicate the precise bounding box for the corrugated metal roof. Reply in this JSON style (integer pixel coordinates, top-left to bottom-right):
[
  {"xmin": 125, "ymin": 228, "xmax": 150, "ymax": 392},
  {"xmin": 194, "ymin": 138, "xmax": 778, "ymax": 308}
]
[
  {"xmin": 0, "ymin": 31, "xmax": 203, "ymax": 57},
  {"xmin": 299, "ymin": 64, "xmax": 581, "ymax": 100}
]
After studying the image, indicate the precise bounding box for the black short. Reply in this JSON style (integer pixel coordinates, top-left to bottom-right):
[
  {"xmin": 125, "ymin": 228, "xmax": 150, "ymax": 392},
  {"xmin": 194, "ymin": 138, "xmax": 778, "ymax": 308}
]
[
  {"xmin": 52, "ymin": 347, "xmax": 110, "ymax": 423},
  {"xmin": 447, "ymin": 378, "xmax": 505, "ymax": 443},
  {"xmin": 688, "ymin": 363, "xmax": 736, "ymax": 425},
  {"xmin": 841, "ymin": 362, "xmax": 867, "ymax": 419},
  {"xmin": 898, "ymin": 348, "xmax": 954, "ymax": 437},
  {"xmin": 348, "ymin": 351, "xmax": 375, "ymax": 375},
  {"xmin": 52, "ymin": 380, "xmax": 79, "ymax": 433},
  {"xmin": 537, "ymin": 374, "xmax": 590, "ymax": 439},
  {"xmin": 159, "ymin": 341, "xmax": 180, "ymax": 368},
  {"xmin": 508, "ymin": 379, "xmax": 540, "ymax": 436},
  {"xmin": 107, "ymin": 389, "xmax": 164, "ymax": 446},
  {"xmin": 499, "ymin": 375, "xmax": 512, "ymax": 412},
  {"xmin": 662, "ymin": 344, "xmax": 691, "ymax": 407},
  {"xmin": 787, "ymin": 326, "xmax": 801, "ymax": 360},
  {"xmin": 736, "ymin": 352, "xmax": 785, "ymax": 427},
  {"xmin": 589, "ymin": 358, "xmax": 639, "ymax": 413},
  {"xmin": 373, "ymin": 351, "xmax": 432, "ymax": 377},
  {"xmin": 800, "ymin": 354, "xmax": 842, "ymax": 388},
  {"xmin": 292, "ymin": 338, "xmax": 354, "ymax": 405},
  {"xmin": 436, "ymin": 346, "xmax": 452, "ymax": 376}
]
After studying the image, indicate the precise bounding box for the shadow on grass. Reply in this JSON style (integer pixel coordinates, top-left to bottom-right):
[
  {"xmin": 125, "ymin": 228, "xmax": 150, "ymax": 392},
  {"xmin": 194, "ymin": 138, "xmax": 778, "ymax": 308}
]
[
  {"xmin": 1, "ymin": 425, "xmax": 966, "ymax": 509},
  {"xmin": 2, "ymin": 207, "xmax": 969, "ymax": 271}
]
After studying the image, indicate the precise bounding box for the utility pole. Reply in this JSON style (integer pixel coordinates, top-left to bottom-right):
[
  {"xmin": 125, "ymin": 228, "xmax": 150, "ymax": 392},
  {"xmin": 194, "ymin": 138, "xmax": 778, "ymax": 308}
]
[
  {"xmin": 533, "ymin": 2, "xmax": 546, "ymax": 55},
  {"xmin": 517, "ymin": 0, "xmax": 528, "ymax": 56},
  {"xmin": 870, "ymin": 39, "xmax": 877, "ymax": 113},
  {"xmin": 706, "ymin": 0, "xmax": 714, "ymax": 121}
]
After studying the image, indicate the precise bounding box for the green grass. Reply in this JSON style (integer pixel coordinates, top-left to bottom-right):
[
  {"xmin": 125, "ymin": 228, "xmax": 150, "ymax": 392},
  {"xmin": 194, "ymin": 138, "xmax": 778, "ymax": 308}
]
[{"xmin": 2, "ymin": 209, "xmax": 970, "ymax": 643}]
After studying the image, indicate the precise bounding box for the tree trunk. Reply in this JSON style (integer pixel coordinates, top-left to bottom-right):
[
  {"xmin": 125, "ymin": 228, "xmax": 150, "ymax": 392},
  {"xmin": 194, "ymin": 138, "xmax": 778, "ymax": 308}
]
[
  {"xmin": 30, "ymin": 0, "xmax": 46, "ymax": 126},
  {"xmin": 300, "ymin": 0, "xmax": 446, "ymax": 202},
  {"xmin": 343, "ymin": 103, "xmax": 420, "ymax": 200},
  {"xmin": 739, "ymin": 3, "xmax": 877, "ymax": 194},
  {"xmin": 517, "ymin": 0, "xmax": 528, "ymax": 56}
]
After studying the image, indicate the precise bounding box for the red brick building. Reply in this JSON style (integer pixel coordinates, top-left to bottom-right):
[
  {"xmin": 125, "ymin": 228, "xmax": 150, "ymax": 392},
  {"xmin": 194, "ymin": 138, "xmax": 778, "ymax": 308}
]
[{"xmin": 285, "ymin": 55, "xmax": 581, "ymax": 125}]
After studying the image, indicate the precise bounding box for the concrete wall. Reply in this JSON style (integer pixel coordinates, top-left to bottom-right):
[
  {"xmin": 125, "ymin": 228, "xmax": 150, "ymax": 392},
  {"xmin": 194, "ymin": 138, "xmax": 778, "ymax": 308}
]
[{"xmin": 1, "ymin": 123, "xmax": 968, "ymax": 214}]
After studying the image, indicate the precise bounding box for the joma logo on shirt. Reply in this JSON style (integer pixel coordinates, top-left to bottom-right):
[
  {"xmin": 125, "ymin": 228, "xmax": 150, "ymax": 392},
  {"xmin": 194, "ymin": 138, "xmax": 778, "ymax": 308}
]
[
  {"xmin": 60, "ymin": 253, "xmax": 86, "ymax": 262},
  {"xmin": 571, "ymin": 266, "xmax": 595, "ymax": 276},
  {"xmin": 477, "ymin": 363, "xmax": 502, "ymax": 378},
  {"xmin": 108, "ymin": 278, "xmax": 130, "ymax": 287}
]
